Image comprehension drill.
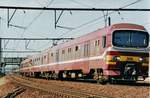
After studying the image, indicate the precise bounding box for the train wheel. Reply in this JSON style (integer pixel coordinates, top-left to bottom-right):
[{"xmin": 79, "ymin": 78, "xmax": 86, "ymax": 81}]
[
  {"xmin": 97, "ymin": 75, "xmax": 107, "ymax": 84},
  {"xmin": 93, "ymin": 69, "xmax": 107, "ymax": 84},
  {"xmin": 53, "ymin": 73, "xmax": 58, "ymax": 79}
]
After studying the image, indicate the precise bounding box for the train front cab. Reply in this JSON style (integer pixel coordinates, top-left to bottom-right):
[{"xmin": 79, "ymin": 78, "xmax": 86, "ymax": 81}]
[{"xmin": 106, "ymin": 29, "xmax": 149, "ymax": 82}]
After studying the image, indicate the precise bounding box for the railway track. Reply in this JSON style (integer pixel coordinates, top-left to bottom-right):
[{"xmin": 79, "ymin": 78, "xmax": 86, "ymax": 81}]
[
  {"xmin": 3, "ymin": 86, "xmax": 26, "ymax": 98},
  {"xmin": 8, "ymin": 75, "xmax": 112, "ymax": 98},
  {"xmin": 5, "ymin": 74, "xmax": 149, "ymax": 98}
]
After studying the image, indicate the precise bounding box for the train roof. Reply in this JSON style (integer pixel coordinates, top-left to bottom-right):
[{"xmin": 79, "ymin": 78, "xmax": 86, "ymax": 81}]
[
  {"xmin": 110, "ymin": 23, "xmax": 145, "ymax": 31},
  {"xmin": 52, "ymin": 23, "xmax": 146, "ymax": 49}
]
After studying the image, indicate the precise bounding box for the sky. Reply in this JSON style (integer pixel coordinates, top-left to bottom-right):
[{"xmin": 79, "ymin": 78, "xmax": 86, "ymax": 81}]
[{"xmin": 0, "ymin": 0, "xmax": 149, "ymax": 58}]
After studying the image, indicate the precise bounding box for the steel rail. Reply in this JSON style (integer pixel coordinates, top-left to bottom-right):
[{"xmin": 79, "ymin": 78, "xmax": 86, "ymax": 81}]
[
  {"xmin": 3, "ymin": 87, "xmax": 26, "ymax": 98},
  {"xmin": 10, "ymin": 75, "xmax": 112, "ymax": 98}
]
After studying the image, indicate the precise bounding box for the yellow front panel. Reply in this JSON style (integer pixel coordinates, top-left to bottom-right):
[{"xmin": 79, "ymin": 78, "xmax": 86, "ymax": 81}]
[
  {"xmin": 120, "ymin": 56, "xmax": 139, "ymax": 62},
  {"xmin": 106, "ymin": 61, "xmax": 116, "ymax": 65}
]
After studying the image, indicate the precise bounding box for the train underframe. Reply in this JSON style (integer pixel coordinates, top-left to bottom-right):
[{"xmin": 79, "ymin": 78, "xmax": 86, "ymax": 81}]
[{"xmin": 107, "ymin": 61, "xmax": 148, "ymax": 83}]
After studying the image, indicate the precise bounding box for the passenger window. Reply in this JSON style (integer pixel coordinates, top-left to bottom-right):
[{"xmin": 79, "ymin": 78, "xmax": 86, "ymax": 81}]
[
  {"xmin": 102, "ymin": 36, "xmax": 106, "ymax": 48},
  {"xmin": 68, "ymin": 48, "xmax": 72, "ymax": 53},
  {"xmin": 75, "ymin": 46, "xmax": 79, "ymax": 51},
  {"xmin": 51, "ymin": 53, "xmax": 53, "ymax": 56},
  {"xmin": 97, "ymin": 40, "xmax": 100, "ymax": 46},
  {"xmin": 70, "ymin": 48, "xmax": 72, "ymax": 52},
  {"xmin": 62, "ymin": 50, "xmax": 65, "ymax": 54},
  {"xmin": 95, "ymin": 40, "xmax": 100, "ymax": 46},
  {"xmin": 95, "ymin": 41, "xmax": 97, "ymax": 46}
]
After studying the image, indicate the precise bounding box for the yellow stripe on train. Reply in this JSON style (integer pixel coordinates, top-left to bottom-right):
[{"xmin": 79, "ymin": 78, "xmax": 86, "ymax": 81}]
[
  {"xmin": 119, "ymin": 56, "xmax": 140, "ymax": 62},
  {"xmin": 106, "ymin": 55, "xmax": 140, "ymax": 62},
  {"xmin": 106, "ymin": 61, "xmax": 116, "ymax": 65}
]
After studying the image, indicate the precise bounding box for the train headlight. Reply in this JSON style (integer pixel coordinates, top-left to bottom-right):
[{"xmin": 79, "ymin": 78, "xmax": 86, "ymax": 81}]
[
  {"xmin": 139, "ymin": 57, "xmax": 148, "ymax": 62},
  {"xmin": 139, "ymin": 57, "xmax": 143, "ymax": 62},
  {"xmin": 112, "ymin": 56, "xmax": 120, "ymax": 61},
  {"xmin": 116, "ymin": 57, "xmax": 121, "ymax": 61}
]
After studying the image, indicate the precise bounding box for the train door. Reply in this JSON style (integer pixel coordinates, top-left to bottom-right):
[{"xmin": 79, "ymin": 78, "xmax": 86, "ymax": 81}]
[
  {"xmin": 83, "ymin": 41, "xmax": 90, "ymax": 73},
  {"xmin": 84, "ymin": 41, "xmax": 90, "ymax": 57}
]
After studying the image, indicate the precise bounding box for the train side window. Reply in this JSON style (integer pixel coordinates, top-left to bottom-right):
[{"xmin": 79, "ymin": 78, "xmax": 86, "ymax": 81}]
[
  {"xmin": 95, "ymin": 40, "xmax": 97, "ymax": 46},
  {"xmin": 51, "ymin": 53, "xmax": 53, "ymax": 56},
  {"xmin": 97, "ymin": 40, "xmax": 100, "ymax": 46},
  {"xmin": 75, "ymin": 46, "xmax": 79, "ymax": 51},
  {"xmin": 102, "ymin": 36, "xmax": 106, "ymax": 48},
  {"xmin": 68, "ymin": 48, "xmax": 70, "ymax": 53},
  {"xmin": 62, "ymin": 50, "xmax": 65, "ymax": 54},
  {"xmin": 70, "ymin": 48, "xmax": 72, "ymax": 52},
  {"xmin": 84, "ymin": 43, "xmax": 90, "ymax": 57},
  {"xmin": 68, "ymin": 48, "xmax": 72, "ymax": 53},
  {"xmin": 95, "ymin": 40, "xmax": 100, "ymax": 46}
]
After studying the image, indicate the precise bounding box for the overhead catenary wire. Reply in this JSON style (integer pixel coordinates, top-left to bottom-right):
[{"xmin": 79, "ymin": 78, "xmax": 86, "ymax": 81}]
[
  {"xmin": 1, "ymin": 0, "xmax": 147, "ymax": 55},
  {"xmin": 34, "ymin": 0, "xmax": 43, "ymax": 6},
  {"xmin": 71, "ymin": 0, "xmax": 94, "ymax": 8},
  {"xmin": 54, "ymin": 0, "xmax": 95, "ymax": 30},
  {"xmin": 1, "ymin": 0, "xmax": 56, "ymax": 57},
  {"xmin": 58, "ymin": 0, "xmax": 145, "ymax": 37},
  {"xmin": 21, "ymin": 0, "xmax": 55, "ymax": 37},
  {"xmin": 122, "ymin": 0, "xmax": 143, "ymax": 8},
  {"xmin": 18, "ymin": 0, "xmax": 55, "ymax": 53},
  {"xmin": 4, "ymin": 0, "xmax": 146, "ymax": 38},
  {"xmin": 0, "ymin": 6, "xmax": 149, "ymax": 11}
]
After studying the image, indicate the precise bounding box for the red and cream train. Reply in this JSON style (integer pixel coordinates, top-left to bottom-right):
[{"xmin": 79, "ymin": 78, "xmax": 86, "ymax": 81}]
[{"xmin": 20, "ymin": 23, "xmax": 149, "ymax": 83}]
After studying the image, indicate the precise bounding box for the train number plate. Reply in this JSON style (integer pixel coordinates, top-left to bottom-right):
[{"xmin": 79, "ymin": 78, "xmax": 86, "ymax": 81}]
[{"xmin": 127, "ymin": 57, "xmax": 133, "ymax": 61}]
